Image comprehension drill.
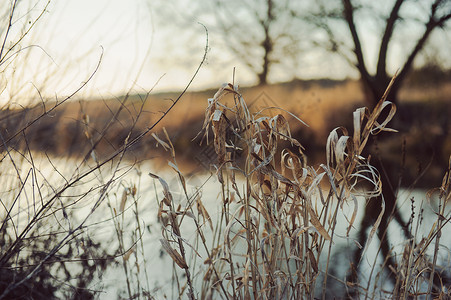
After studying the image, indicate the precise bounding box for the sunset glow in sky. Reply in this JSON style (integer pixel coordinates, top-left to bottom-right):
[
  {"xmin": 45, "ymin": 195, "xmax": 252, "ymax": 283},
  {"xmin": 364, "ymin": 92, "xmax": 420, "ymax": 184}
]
[{"xmin": 2, "ymin": 0, "xmax": 450, "ymax": 104}]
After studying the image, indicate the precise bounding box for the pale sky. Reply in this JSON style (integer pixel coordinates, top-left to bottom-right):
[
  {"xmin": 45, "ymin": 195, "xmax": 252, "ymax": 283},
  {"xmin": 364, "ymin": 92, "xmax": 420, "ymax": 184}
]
[
  {"xmin": 1, "ymin": 0, "xmax": 449, "ymax": 105},
  {"xmin": 2, "ymin": 0, "xmax": 257, "ymax": 104}
]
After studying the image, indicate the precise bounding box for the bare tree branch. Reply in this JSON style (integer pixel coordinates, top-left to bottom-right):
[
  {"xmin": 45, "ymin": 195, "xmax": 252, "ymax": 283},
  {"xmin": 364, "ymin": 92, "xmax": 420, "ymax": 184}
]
[
  {"xmin": 376, "ymin": 0, "xmax": 404, "ymax": 81},
  {"xmin": 342, "ymin": 0, "xmax": 371, "ymax": 84},
  {"xmin": 398, "ymin": 0, "xmax": 451, "ymax": 85},
  {"xmin": 312, "ymin": 0, "xmax": 451, "ymax": 105}
]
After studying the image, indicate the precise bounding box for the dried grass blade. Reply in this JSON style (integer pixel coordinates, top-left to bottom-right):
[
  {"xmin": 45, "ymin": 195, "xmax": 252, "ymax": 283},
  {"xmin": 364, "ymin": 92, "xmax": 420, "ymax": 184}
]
[
  {"xmin": 213, "ymin": 83, "xmax": 229, "ymax": 99},
  {"xmin": 308, "ymin": 249, "xmax": 318, "ymax": 273},
  {"xmin": 212, "ymin": 110, "xmax": 227, "ymax": 164},
  {"xmin": 151, "ymin": 132, "xmax": 170, "ymax": 150},
  {"xmin": 149, "ymin": 172, "xmax": 173, "ymax": 203},
  {"xmin": 271, "ymin": 114, "xmax": 289, "ymax": 136},
  {"xmin": 249, "ymin": 153, "xmax": 273, "ymax": 175},
  {"xmin": 320, "ymin": 164, "xmax": 339, "ymax": 197},
  {"xmin": 370, "ymin": 101, "xmax": 398, "ymax": 134},
  {"xmin": 307, "ymin": 204, "xmax": 331, "ymax": 241},
  {"xmin": 268, "ymin": 168, "xmax": 292, "ymax": 186},
  {"xmin": 307, "ymin": 172, "xmax": 326, "ymax": 197},
  {"xmin": 360, "ymin": 198, "xmax": 385, "ymax": 263},
  {"xmin": 168, "ymin": 161, "xmax": 187, "ymax": 193},
  {"xmin": 157, "ymin": 200, "xmax": 165, "ymax": 219},
  {"xmin": 282, "ymin": 149, "xmax": 307, "ymax": 184},
  {"xmin": 119, "ymin": 189, "xmax": 127, "ymax": 212},
  {"xmin": 335, "ymin": 136, "xmax": 349, "ymax": 166},
  {"xmin": 242, "ymin": 257, "xmax": 251, "ymax": 295},
  {"xmin": 160, "ymin": 239, "xmax": 188, "ymax": 269},
  {"xmin": 123, "ymin": 247, "xmax": 134, "ymax": 262},
  {"xmin": 224, "ymin": 207, "xmax": 242, "ymax": 255},
  {"xmin": 326, "ymin": 128, "xmax": 340, "ymax": 168},
  {"xmin": 197, "ymin": 197, "xmax": 213, "ymax": 231},
  {"xmin": 257, "ymin": 106, "xmax": 309, "ymax": 127},
  {"xmin": 346, "ymin": 195, "xmax": 358, "ymax": 236},
  {"xmin": 292, "ymin": 226, "xmax": 311, "ymax": 239},
  {"xmin": 353, "ymin": 107, "xmax": 365, "ymax": 150}
]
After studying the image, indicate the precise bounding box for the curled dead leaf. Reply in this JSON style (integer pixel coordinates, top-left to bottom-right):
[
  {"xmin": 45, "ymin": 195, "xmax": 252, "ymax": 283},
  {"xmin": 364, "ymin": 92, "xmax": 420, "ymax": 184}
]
[{"xmin": 160, "ymin": 239, "xmax": 188, "ymax": 269}]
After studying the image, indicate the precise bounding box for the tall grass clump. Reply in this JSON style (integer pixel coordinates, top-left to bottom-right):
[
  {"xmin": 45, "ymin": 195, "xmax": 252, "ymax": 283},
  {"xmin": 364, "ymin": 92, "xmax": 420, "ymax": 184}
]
[{"xmin": 154, "ymin": 79, "xmax": 450, "ymax": 299}]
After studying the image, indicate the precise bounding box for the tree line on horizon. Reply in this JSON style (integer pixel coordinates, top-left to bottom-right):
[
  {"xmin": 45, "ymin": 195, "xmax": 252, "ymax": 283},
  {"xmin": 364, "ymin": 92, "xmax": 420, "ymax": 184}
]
[{"xmin": 158, "ymin": 0, "xmax": 451, "ymax": 107}]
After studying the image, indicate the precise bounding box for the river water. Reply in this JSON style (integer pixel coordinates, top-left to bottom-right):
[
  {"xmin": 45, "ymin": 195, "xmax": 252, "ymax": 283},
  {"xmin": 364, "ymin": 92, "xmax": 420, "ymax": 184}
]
[
  {"xmin": 98, "ymin": 160, "xmax": 449, "ymax": 299},
  {"xmin": 1, "ymin": 152, "xmax": 449, "ymax": 298}
]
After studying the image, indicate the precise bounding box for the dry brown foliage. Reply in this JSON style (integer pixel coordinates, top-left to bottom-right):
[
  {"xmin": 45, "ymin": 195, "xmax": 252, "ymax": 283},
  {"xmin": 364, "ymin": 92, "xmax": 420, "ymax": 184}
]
[{"xmin": 153, "ymin": 78, "xmax": 450, "ymax": 299}]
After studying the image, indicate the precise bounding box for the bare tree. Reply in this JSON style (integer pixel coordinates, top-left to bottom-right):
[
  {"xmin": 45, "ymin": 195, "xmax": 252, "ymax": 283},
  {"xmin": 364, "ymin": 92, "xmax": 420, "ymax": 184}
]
[
  {"xmin": 302, "ymin": 1, "xmax": 451, "ymax": 295},
  {"xmin": 156, "ymin": 0, "xmax": 306, "ymax": 86},
  {"xmin": 306, "ymin": 0, "xmax": 451, "ymax": 106},
  {"xmin": 214, "ymin": 0, "xmax": 308, "ymax": 85}
]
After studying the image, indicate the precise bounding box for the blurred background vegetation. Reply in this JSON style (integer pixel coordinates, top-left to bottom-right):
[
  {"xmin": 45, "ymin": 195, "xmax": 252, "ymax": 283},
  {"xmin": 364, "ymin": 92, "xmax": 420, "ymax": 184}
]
[
  {"xmin": 1, "ymin": 1, "xmax": 450, "ymax": 298},
  {"xmin": 1, "ymin": 1, "xmax": 450, "ymax": 184},
  {"xmin": 0, "ymin": 0, "xmax": 451, "ymax": 185}
]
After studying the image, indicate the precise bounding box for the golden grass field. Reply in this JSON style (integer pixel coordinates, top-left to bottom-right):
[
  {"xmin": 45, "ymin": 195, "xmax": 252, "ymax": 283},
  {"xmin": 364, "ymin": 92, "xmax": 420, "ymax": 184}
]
[
  {"xmin": 136, "ymin": 78, "xmax": 451, "ymax": 178},
  {"xmin": 1, "ymin": 78, "xmax": 450, "ymax": 183}
]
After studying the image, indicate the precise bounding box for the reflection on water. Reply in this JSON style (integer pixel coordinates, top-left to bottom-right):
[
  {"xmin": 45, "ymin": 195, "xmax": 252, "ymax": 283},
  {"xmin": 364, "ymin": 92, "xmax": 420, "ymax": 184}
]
[
  {"xmin": 1, "ymin": 152, "xmax": 448, "ymax": 298},
  {"xmin": 100, "ymin": 161, "xmax": 450, "ymax": 299}
]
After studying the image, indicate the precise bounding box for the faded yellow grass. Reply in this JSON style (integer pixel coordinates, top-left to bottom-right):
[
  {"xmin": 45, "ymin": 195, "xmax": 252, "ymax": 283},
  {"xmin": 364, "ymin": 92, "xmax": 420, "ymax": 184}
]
[
  {"xmin": 40, "ymin": 79, "xmax": 451, "ymax": 140},
  {"xmin": 2, "ymin": 78, "xmax": 449, "ymax": 170},
  {"xmin": 138, "ymin": 80, "xmax": 366, "ymax": 141},
  {"xmin": 398, "ymin": 81, "xmax": 451, "ymax": 102},
  {"xmin": 143, "ymin": 79, "xmax": 451, "ymax": 137}
]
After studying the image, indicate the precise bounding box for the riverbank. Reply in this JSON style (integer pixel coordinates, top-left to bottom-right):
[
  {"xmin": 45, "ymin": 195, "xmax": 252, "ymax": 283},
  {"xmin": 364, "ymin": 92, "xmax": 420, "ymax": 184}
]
[{"xmin": 1, "ymin": 79, "xmax": 450, "ymax": 188}]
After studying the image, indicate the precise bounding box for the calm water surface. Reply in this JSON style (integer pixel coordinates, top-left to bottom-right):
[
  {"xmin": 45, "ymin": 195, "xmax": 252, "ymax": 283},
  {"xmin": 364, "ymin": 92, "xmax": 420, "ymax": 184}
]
[{"xmin": 1, "ymin": 153, "xmax": 448, "ymax": 298}]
